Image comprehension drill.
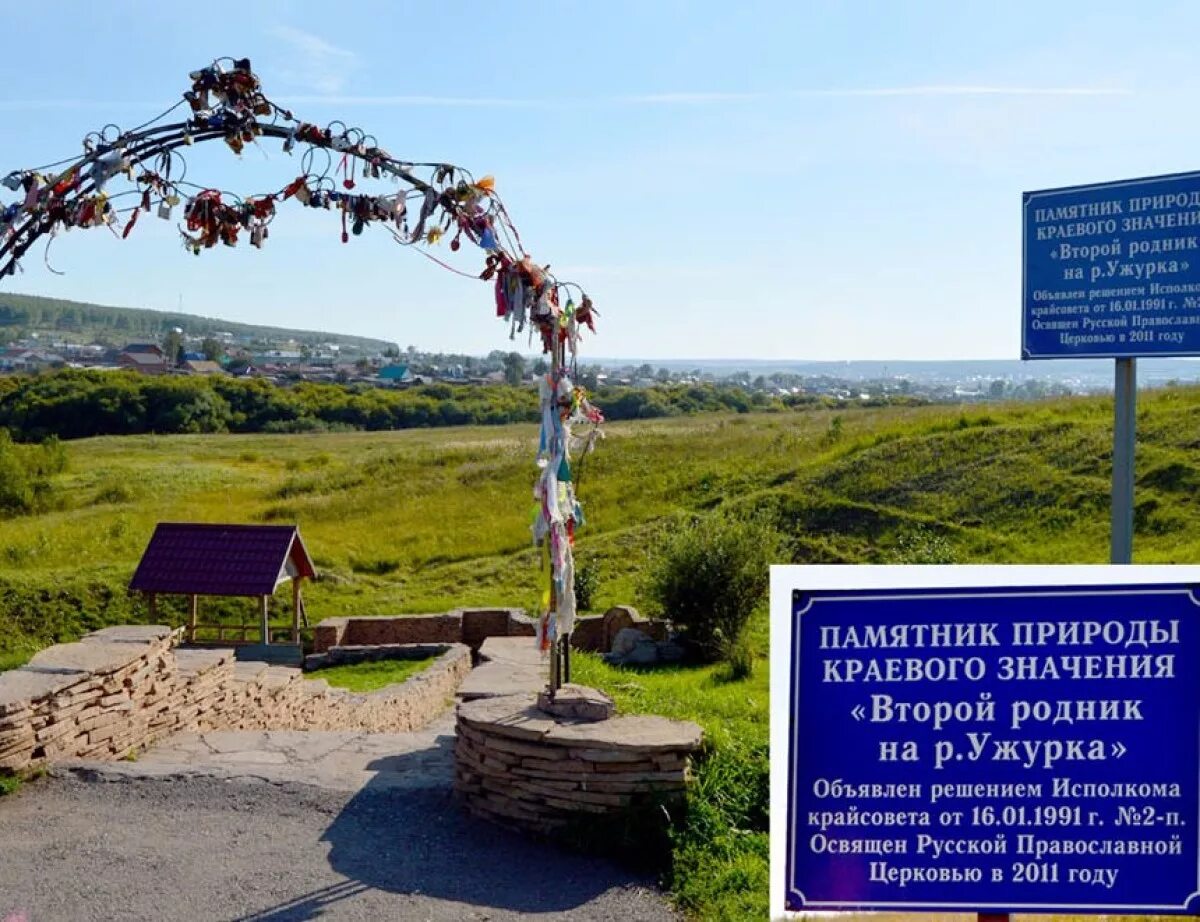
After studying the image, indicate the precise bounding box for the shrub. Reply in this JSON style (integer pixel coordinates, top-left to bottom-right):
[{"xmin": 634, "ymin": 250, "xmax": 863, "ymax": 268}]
[
  {"xmin": 644, "ymin": 514, "xmax": 781, "ymax": 661},
  {"xmin": 724, "ymin": 632, "xmax": 755, "ymax": 680},
  {"xmin": 820, "ymin": 414, "xmax": 844, "ymax": 447},
  {"xmin": 0, "ymin": 429, "xmax": 66, "ymax": 514},
  {"xmin": 573, "ymin": 556, "xmax": 600, "ymax": 611}
]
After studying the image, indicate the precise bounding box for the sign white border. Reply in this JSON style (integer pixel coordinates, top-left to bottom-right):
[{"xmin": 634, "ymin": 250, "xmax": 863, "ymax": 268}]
[{"xmin": 769, "ymin": 564, "xmax": 1200, "ymax": 921}]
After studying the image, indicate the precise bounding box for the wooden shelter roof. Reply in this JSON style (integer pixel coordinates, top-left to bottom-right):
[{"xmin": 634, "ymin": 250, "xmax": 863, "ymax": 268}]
[{"xmin": 129, "ymin": 523, "xmax": 316, "ymax": 597}]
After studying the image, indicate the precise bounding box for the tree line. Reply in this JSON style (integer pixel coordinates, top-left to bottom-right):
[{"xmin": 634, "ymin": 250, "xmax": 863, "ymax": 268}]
[
  {"xmin": 0, "ymin": 293, "xmax": 391, "ymax": 353},
  {"xmin": 0, "ymin": 370, "xmax": 848, "ymax": 442}
]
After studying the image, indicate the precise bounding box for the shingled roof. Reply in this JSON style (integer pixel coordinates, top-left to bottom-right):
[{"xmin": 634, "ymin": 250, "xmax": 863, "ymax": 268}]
[{"xmin": 129, "ymin": 523, "xmax": 317, "ymax": 597}]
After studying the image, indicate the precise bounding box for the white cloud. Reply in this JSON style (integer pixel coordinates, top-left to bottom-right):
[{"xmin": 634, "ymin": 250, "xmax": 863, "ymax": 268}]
[
  {"xmin": 625, "ymin": 86, "xmax": 1129, "ymax": 104},
  {"xmin": 793, "ymin": 85, "xmax": 1129, "ymax": 99},
  {"xmin": 271, "ymin": 25, "xmax": 359, "ymax": 95}
]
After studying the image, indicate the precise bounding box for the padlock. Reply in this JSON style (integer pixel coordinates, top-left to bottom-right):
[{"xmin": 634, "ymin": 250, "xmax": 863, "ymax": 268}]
[
  {"xmin": 250, "ymin": 224, "xmax": 264, "ymax": 248},
  {"xmin": 158, "ymin": 201, "xmax": 173, "ymax": 220}
]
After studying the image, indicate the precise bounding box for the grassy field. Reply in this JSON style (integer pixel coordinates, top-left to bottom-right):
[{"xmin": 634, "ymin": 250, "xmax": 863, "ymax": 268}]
[
  {"xmin": 307, "ymin": 656, "xmax": 436, "ymax": 693},
  {"xmin": 7, "ymin": 386, "xmax": 1200, "ymax": 662},
  {"xmin": 5, "ymin": 388, "xmax": 1200, "ymax": 920}
]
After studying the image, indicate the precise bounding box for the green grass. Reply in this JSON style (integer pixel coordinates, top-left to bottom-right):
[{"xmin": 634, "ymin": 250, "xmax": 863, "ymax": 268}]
[
  {"xmin": 0, "ymin": 774, "xmax": 21, "ymax": 796},
  {"xmin": 0, "ymin": 650, "xmax": 33, "ymax": 672},
  {"xmin": 6, "ymin": 388, "xmax": 1200, "ymax": 920},
  {"xmin": 572, "ymin": 609, "xmax": 770, "ymax": 921},
  {"xmin": 307, "ymin": 656, "xmax": 435, "ymax": 693}
]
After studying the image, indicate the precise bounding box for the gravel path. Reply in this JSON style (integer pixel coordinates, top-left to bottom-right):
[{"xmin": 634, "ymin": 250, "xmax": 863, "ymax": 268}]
[{"xmin": 0, "ymin": 773, "xmax": 678, "ymax": 921}]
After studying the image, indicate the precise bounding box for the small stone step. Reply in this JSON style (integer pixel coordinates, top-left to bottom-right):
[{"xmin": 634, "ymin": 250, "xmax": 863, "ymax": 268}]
[
  {"xmin": 260, "ymin": 666, "xmax": 302, "ymax": 692},
  {"xmin": 173, "ymin": 648, "xmax": 234, "ymax": 678},
  {"xmin": 477, "ymin": 637, "xmax": 545, "ymax": 667},
  {"xmin": 458, "ymin": 661, "xmax": 546, "ymax": 701},
  {"xmin": 231, "ymin": 661, "xmax": 269, "ymax": 684}
]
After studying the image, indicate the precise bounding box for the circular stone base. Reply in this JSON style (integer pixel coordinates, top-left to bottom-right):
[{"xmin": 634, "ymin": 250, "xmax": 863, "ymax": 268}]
[
  {"xmin": 536, "ymin": 683, "xmax": 615, "ymax": 721},
  {"xmin": 455, "ymin": 693, "xmax": 702, "ymax": 837}
]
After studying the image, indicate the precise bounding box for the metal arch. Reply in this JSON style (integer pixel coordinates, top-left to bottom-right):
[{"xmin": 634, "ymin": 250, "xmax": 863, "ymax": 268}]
[{"xmin": 0, "ymin": 57, "xmax": 601, "ymax": 697}]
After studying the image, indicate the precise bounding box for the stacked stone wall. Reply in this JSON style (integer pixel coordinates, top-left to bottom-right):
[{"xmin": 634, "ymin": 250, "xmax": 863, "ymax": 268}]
[
  {"xmin": 202, "ymin": 644, "xmax": 471, "ymax": 733},
  {"xmin": 312, "ymin": 606, "xmax": 663, "ymax": 655},
  {"xmin": 0, "ymin": 626, "xmax": 470, "ymax": 774},
  {"xmin": 0, "ymin": 626, "xmax": 181, "ymax": 771}
]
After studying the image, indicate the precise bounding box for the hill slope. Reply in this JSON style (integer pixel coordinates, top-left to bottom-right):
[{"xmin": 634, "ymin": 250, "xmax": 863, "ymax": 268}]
[
  {"xmin": 2, "ymin": 388, "xmax": 1198, "ymax": 661},
  {"xmin": 0, "ymin": 291, "xmax": 395, "ymax": 353}
]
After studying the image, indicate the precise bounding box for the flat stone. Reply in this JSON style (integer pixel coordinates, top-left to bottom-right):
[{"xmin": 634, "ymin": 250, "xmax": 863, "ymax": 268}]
[
  {"xmin": 477, "ymin": 636, "xmax": 546, "ymax": 668},
  {"xmin": 457, "ymin": 695, "xmax": 562, "ymax": 741},
  {"xmin": 81, "ymin": 625, "xmax": 173, "ymax": 646},
  {"xmin": 302, "ymin": 653, "xmax": 330, "ymax": 670},
  {"xmin": 458, "ymin": 692, "xmax": 700, "ymax": 757},
  {"xmin": 230, "ymin": 660, "xmax": 268, "ymax": 683},
  {"xmin": 175, "ymin": 648, "xmax": 234, "ymax": 676},
  {"xmin": 28, "ymin": 642, "xmax": 145, "ymax": 678},
  {"xmin": 484, "ymin": 735, "xmax": 567, "ymax": 760},
  {"xmin": 0, "ymin": 667, "xmax": 90, "ymax": 711},
  {"xmin": 537, "ymin": 684, "xmax": 615, "ymax": 721},
  {"xmin": 624, "ymin": 640, "xmax": 662, "ymax": 665},
  {"xmin": 457, "ymin": 662, "xmax": 545, "ymax": 700},
  {"xmin": 0, "ymin": 726, "xmax": 35, "ymax": 748},
  {"xmin": 568, "ymin": 747, "xmax": 653, "ymax": 762},
  {"xmin": 610, "ymin": 627, "xmax": 649, "ymax": 658},
  {"xmin": 545, "ymin": 714, "xmax": 703, "ymax": 753},
  {"xmin": 260, "ymin": 666, "xmax": 302, "ymax": 690}
]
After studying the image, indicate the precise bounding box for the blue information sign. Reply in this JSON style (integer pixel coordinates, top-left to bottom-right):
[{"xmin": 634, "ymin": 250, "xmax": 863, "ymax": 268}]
[
  {"xmin": 786, "ymin": 583, "xmax": 1200, "ymax": 915},
  {"xmin": 1023, "ymin": 171, "xmax": 1200, "ymax": 358}
]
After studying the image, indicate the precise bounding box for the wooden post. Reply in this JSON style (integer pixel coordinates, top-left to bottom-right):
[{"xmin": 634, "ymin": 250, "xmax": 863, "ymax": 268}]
[
  {"xmin": 260, "ymin": 595, "xmax": 270, "ymax": 646},
  {"xmin": 148, "ymin": 593, "xmax": 157, "ymax": 622},
  {"xmin": 188, "ymin": 594, "xmax": 198, "ymax": 644},
  {"xmin": 291, "ymin": 579, "xmax": 301, "ymax": 645}
]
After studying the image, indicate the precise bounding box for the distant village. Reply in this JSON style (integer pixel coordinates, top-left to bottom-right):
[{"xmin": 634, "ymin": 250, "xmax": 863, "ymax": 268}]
[
  {"xmin": 0, "ymin": 328, "xmax": 476, "ymax": 388},
  {"xmin": 1, "ymin": 322, "xmax": 1170, "ymax": 404}
]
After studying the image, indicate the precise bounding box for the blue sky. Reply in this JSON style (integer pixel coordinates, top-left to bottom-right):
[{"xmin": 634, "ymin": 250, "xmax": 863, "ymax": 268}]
[{"xmin": 1, "ymin": 1, "xmax": 1198, "ymax": 360}]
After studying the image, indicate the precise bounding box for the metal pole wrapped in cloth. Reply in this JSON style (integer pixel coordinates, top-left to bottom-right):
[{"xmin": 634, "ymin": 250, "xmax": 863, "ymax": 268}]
[{"xmin": 531, "ymin": 288, "xmax": 603, "ymax": 694}]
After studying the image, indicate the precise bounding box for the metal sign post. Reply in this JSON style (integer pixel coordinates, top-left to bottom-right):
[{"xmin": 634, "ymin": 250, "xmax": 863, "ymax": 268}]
[{"xmin": 1111, "ymin": 357, "xmax": 1137, "ymax": 564}]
